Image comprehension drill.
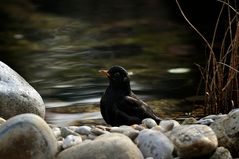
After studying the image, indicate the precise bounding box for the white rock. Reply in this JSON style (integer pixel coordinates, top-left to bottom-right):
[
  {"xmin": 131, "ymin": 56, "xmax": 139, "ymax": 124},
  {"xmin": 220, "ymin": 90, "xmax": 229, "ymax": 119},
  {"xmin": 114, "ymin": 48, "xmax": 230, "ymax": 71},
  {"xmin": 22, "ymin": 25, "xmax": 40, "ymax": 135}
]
[
  {"xmin": 169, "ymin": 124, "xmax": 218, "ymax": 158},
  {"xmin": 142, "ymin": 118, "xmax": 157, "ymax": 128},
  {"xmin": 62, "ymin": 135, "xmax": 82, "ymax": 149},
  {"xmin": 0, "ymin": 61, "xmax": 45, "ymax": 119},
  {"xmin": 135, "ymin": 129, "xmax": 174, "ymax": 159},
  {"xmin": 75, "ymin": 126, "xmax": 92, "ymax": 135}
]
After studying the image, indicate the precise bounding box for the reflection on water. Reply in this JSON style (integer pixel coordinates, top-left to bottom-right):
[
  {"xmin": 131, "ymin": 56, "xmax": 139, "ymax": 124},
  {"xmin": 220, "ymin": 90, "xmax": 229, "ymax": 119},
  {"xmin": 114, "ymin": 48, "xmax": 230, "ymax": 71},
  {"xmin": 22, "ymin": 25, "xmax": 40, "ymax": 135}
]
[{"xmin": 0, "ymin": 0, "xmax": 204, "ymax": 125}]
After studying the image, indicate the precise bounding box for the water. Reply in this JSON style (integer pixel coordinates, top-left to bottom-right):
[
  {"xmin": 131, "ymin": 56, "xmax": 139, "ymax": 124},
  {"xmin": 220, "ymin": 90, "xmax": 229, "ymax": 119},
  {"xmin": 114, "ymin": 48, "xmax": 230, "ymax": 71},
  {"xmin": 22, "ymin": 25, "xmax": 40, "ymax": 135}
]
[{"xmin": 0, "ymin": 0, "xmax": 204, "ymax": 126}]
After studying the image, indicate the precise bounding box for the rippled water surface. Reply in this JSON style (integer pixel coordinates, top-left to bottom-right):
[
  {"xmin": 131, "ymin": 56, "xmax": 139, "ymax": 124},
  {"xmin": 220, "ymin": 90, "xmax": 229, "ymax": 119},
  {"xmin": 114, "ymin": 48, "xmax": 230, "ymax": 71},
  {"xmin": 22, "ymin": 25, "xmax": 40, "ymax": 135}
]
[{"xmin": 0, "ymin": 0, "xmax": 204, "ymax": 125}]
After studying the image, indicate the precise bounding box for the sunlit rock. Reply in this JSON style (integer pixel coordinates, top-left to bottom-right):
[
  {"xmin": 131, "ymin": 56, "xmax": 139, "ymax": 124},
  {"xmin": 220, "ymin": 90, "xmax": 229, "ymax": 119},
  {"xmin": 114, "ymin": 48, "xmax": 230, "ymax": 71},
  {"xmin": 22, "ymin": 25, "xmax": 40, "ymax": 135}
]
[{"xmin": 169, "ymin": 124, "xmax": 218, "ymax": 158}]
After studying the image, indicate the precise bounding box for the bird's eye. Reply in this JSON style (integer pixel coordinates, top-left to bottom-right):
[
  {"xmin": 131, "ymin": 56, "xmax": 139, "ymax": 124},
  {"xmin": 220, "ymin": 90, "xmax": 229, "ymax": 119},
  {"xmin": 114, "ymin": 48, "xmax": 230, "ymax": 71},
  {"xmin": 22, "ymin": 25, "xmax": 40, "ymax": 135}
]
[{"xmin": 114, "ymin": 72, "xmax": 120, "ymax": 78}]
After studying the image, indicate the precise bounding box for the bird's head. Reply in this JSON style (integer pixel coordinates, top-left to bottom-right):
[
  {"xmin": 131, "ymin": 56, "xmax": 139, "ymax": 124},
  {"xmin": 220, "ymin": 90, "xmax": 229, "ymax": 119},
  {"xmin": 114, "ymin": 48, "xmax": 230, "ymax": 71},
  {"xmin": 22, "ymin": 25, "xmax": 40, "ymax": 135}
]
[{"xmin": 99, "ymin": 66, "xmax": 131, "ymax": 90}]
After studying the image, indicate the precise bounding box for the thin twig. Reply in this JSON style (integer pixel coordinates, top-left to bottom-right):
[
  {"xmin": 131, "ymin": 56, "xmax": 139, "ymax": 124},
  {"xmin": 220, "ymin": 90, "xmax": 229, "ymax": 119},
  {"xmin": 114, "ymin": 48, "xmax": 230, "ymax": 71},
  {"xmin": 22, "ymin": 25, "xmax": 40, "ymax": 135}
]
[
  {"xmin": 217, "ymin": 0, "xmax": 239, "ymax": 15},
  {"xmin": 175, "ymin": 0, "xmax": 214, "ymax": 53}
]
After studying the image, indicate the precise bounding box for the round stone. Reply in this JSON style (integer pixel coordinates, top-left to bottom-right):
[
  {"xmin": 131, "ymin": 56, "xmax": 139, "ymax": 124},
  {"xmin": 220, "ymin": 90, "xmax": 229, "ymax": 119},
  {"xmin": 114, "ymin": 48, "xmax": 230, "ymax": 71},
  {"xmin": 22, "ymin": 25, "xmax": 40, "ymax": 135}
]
[
  {"xmin": 210, "ymin": 147, "xmax": 232, "ymax": 159},
  {"xmin": 57, "ymin": 133, "xmax": 143, "ymax": 159},
  {"xmin": 210, "ymin": 108, "xmax": 239, "ymax": 156},
  {"xmin": 0, "ymin": 61, "xmax": 45, "ymax": 119},
  {"xmin": 135, "ymin": 129, "xmax": 174, "ymax": 159},
  {"xmin": 75, "ymin": 126, "xmax": 92, "ymax": 135},
  {"xmin": 142, "ymin": 118, "xmax": 157, "ymax": 128},
  {"xmin": 159, "ymin": 119, "xmax": 180, "ymax": 132},
  {"xmin": 62, "ymin": 135, "xmax": 82, "ymax": 149},
  {"xmin": 0, "ymin": 113, "xmax": 58, "ymax": 159},
  {"xmin": 169, "ymin": 124, "xmax": 218, "ymax": 158}
]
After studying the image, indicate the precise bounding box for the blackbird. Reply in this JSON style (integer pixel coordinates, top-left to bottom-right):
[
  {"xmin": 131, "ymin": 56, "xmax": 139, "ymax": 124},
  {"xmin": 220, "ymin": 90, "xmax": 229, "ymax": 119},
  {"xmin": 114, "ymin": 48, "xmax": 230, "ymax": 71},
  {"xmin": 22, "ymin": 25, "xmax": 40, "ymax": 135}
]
[{"xmin": 99, "ymin": 66, "xmax": 161, "ymax": 126}]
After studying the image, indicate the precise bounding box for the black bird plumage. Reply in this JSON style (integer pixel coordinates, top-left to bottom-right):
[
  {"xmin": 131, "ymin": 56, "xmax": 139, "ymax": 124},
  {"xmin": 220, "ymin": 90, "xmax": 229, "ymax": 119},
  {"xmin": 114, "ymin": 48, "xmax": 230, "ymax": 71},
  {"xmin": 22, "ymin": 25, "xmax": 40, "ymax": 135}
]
[{"xmin": 99, "ymin": 66, "xmax": 161, "ymax": 126}]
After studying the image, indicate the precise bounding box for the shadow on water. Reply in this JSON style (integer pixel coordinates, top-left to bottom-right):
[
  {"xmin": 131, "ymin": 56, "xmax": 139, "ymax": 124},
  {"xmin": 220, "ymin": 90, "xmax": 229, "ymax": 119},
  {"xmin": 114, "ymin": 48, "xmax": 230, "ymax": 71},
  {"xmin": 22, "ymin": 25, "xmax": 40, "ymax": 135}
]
[{"xmin": 0, "ymin": 0, "xmax": 205, "ymax": 126}]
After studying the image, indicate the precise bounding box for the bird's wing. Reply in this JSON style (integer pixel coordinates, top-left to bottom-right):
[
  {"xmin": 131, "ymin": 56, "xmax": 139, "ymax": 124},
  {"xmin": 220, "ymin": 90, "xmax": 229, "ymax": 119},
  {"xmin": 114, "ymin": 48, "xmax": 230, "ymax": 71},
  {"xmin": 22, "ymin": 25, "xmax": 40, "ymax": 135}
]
[{"xmin": 117, "ymin": 95, "xmax": 161, "ymax": 121}]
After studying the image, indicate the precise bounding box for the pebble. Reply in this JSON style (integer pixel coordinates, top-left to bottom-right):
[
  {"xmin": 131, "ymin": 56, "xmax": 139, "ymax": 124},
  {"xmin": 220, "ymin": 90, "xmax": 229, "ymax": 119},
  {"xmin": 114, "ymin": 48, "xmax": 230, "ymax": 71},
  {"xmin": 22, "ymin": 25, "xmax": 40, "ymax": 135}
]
[
  {"xmin": 67, "ymin": 126, "xmax": 79, "ymax": 131},
  {"xmin": 210, "ymin": 147, "xmax": 232, "ymax": 159},
  {"xmin": 196, "ymin": 118, "xmax": 214, "ymax": 125},
  {"xmin": 1, "ymin": 108, "xmax": 239, "ymax": 159},
  {"xmin": 135, "ymin": 129, "xmax": 174, "ymax": 159},
  {"xmin": 132, "ymin": 124, "xmax": 145, "ymax": 131},
  {"xmin": 62, "ymin": 135, "xmax": 82, "ymax": 149},
  {"xmin": 0, "ymin": 114, "xmax": 57, "ymax": 159},
  {"xmin": 169, "ymin": 124, "xmax": 218, "ymax": 158},
  {"xmin": 181, "ymin": 117, "xmax": 197, "ymax": 125},
  {"xmin": 75, "ymin": 125, "xmax": 92, "ymax": 135},
  {"xmin": 142, "ymin": 118, "xmax": 157, "ymax": 128},
  {"xmin": 159, "ymin": 119, "xmax": 180, "ymax": 132},
  {"xmin": 60, "ymin": 127, "xmax": 80, "ymax": 138},
  {"xmin": 91, "ymin": 127, "xmax": 110, "ymax": 135}
]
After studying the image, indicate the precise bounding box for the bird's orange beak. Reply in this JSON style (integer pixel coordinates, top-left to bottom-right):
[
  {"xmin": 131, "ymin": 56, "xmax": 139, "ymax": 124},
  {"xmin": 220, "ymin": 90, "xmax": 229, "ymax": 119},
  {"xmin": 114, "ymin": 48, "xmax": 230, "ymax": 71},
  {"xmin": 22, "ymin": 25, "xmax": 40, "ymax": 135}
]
[{"xmin": 99, "ymin": 69, "xmax": 110, "ymax": 77}]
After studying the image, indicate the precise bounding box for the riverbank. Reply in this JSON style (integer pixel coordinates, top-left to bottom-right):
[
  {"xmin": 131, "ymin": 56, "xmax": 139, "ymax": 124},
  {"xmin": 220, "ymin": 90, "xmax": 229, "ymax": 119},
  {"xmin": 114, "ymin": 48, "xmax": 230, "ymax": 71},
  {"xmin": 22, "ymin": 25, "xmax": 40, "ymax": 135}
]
[{"xmin": 0, "ymin": 110, "xmax": 238, "ymax": 159}]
